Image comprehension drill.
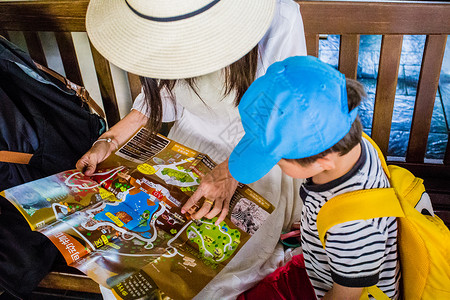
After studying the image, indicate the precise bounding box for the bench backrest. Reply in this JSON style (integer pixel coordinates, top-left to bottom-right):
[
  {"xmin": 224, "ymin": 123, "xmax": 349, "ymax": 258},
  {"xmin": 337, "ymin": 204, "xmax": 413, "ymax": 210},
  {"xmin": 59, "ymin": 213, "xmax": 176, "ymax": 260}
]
[
  {"xmin": 1, "ymin": 0, "xmax": 449, "ymax": 177},
  {"xmin": 298, "ymin": 1, "xmax": 450, "ymax": 166}
]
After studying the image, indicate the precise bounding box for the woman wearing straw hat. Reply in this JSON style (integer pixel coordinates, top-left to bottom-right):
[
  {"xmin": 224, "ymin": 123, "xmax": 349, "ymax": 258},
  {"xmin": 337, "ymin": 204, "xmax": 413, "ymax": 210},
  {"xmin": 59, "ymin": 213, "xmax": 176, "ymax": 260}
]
[{"xmin": 77, "ymin": 0, "xmax": 306, "ymax": 298}]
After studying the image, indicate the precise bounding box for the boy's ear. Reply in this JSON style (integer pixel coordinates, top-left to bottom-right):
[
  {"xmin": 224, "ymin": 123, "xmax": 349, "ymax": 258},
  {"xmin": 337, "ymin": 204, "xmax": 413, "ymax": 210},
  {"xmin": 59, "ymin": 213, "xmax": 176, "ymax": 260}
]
[{"xmin": 315, "ymin": 155, "xmax": 336, "ymax": 171}]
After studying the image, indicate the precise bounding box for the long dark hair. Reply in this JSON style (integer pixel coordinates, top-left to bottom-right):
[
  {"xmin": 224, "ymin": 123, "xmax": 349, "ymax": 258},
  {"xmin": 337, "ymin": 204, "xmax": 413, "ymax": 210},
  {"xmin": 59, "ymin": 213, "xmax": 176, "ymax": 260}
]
[{"xmin": 139, "ymin": 45, "xmax": 259, "ymax": 133}]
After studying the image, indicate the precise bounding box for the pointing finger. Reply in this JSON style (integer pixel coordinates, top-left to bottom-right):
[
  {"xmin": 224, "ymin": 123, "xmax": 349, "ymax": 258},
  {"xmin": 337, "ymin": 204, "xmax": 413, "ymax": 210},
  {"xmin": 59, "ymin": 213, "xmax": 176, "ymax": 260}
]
[{"xmin": 182, "ymin": 188, "xmax": 203, "ymax": 214}]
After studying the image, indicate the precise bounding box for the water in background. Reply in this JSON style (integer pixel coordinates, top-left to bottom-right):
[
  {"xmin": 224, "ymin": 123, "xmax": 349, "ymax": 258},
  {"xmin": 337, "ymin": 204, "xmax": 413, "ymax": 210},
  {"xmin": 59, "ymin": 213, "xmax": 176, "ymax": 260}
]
[{"xmin": 319, "ymin": 35, "xmax": 450, "ymax": 161}]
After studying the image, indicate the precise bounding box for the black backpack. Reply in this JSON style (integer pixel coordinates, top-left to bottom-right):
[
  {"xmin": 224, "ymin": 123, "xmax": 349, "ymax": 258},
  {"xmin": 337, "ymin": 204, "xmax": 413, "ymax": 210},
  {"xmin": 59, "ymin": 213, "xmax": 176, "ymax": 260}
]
[
  {"xmin": 0, "ymin": 36, "xmax": 106, "ymax": 191},
  {"xmin": 0, "ymin": 36, "xmax": 106, "ymax": 298}
]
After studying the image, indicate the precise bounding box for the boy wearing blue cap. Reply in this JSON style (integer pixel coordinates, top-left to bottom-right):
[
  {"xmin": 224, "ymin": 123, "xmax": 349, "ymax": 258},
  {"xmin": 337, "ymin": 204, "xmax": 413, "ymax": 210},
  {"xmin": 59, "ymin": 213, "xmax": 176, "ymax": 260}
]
[{"xmin": 231, "ymin": 56, "xmax": 400, "ymax": 299}]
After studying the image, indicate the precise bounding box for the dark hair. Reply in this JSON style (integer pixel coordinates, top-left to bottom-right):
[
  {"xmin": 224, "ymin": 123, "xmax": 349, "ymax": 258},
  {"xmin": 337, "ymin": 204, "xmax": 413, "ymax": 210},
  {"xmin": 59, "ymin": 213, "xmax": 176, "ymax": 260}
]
[
  {"xmin": 139, "ymin": 45, "xmax": 259, "ymax": 134},
  {"xmin": 289, "ymin": 78, "xmax": 366, "ymax": 166}
]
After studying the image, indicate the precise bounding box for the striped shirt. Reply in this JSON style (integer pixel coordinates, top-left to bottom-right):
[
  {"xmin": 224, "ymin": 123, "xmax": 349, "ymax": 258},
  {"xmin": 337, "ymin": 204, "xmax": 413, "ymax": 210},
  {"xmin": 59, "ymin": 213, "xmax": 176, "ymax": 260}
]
[{"xmin": 300, "ymin": 137, "xmax": 401, "ymax": 299}]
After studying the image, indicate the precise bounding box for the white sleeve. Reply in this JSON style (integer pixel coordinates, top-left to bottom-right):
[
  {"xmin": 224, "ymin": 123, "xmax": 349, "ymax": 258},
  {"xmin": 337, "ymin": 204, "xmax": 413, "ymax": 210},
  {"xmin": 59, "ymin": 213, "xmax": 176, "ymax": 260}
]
[
  {"xmin": 131, "ymin": 87, "xmax": 183, "ymax": 122},
  {"xmin": 256, "ymin": 0, "xmax": 307, "ymax": 77}
]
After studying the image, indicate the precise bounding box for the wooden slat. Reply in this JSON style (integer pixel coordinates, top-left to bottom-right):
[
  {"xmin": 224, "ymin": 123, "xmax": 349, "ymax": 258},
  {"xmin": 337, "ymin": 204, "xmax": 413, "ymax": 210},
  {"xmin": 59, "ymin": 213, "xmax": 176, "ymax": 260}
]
[
  {"xmin": 0, "ymin": 1, "xmax": 448, "ymax": 34},
  {"xmin": 305, "ymin": 33, "xmax": 319, "ymax": 57},
  {"xmin": 39, "ymin": 272, "xmax": 101, "ymax": 294},
  {"xmin": 297, "ymin": 1, "xmax": 450, "ymax": 35},
  {"xmin": 23, "ymin": 31, "xmax": 47, "ymax": 67},
  {"xmin": 55, "ymin": 32, "xmax": 83, "ymax": 86},
  {"xmin": 406, "ymin": 35, "xmax": 447, "ymax": 163},
  {"xmin": 396, "ymin": 162, "xmax": 450, "ymax": 181},
  {"xmin": 127, "ymin": 73, "xmax": 142, "ymax": 102},
  {"xmin": 338, "ymin": 34, "xmax": 360, "ymax": 79},
  {"xmin": 90, "ymin": 42, "xmax": 120, "ymax": 127},
  {"xmin": 0, "ymin": 0, "xmax": 88, "ymax": 32},
  {"xmin": 435, "ymin": 209, "xmax": 450, "ymax": 229},
  {"xmin": 445, "ymin": 134, "xmax": 450, "ymax": 165},
  {"xmin": 371, "ymin": 35, "xmax": 403, "ymax": 155}
]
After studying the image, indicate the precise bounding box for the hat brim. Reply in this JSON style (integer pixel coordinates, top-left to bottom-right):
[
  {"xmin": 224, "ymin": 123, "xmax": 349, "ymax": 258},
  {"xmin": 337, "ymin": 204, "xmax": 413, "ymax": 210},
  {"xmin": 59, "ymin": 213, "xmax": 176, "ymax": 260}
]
[
  {"xmin": 229, "ymin": 133, "xmax": 280, "ymax": 184},
  {"xmin": 86, "ymin": 0, "xmax": 276, "ymax": 79}
]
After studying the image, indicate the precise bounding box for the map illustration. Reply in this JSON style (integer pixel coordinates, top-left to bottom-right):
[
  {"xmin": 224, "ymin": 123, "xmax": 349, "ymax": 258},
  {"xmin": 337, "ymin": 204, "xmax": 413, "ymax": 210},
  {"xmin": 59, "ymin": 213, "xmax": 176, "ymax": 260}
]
[
  {"xmin": 1, "ymin": 128, "xmax": 275, "ymax": 300},
  {"xmin": 187, "ymin": 217, "xmax": 240, "ymax": 263}
]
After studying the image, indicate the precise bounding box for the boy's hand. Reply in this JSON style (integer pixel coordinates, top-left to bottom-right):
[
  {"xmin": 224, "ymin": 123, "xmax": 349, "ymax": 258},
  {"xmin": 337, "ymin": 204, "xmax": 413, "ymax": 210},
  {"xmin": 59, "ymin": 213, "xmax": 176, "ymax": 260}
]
[{"xmin": 182, "ymin": 158, "xmax": 239, "ymax": 225}]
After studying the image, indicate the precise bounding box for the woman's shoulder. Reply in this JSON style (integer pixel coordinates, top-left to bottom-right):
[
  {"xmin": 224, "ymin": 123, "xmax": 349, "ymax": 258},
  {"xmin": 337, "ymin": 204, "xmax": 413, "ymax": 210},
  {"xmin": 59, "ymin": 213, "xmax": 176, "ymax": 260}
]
[
  {"xmin": 277, "ymin": 0, "xmax": 300, "ymax": 16},
  {"xmin": 274, "ymin": 0, "xmax": 300, "ymax": 19},
  {"xmin": 257, "ymin": 0, "xmax": 306, "ymax": 74},
  {"xmin": 262, "ymin": 0, "xmax": 302, "ymax": 42}
]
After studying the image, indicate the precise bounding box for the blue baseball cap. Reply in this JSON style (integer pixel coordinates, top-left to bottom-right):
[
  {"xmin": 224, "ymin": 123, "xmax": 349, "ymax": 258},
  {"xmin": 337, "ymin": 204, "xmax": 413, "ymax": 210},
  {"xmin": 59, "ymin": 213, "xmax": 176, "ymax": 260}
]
[{"xmin": 228, "ymin": 56, "xmax": 358, "ymax": 184}]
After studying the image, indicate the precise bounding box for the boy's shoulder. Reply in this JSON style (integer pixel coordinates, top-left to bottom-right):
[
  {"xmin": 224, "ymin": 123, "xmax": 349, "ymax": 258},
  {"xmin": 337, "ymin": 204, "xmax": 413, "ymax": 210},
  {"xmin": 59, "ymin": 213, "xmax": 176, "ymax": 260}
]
[{"xmin": 358, "ymin": 136, "xmax": 389, "ymax": 182}]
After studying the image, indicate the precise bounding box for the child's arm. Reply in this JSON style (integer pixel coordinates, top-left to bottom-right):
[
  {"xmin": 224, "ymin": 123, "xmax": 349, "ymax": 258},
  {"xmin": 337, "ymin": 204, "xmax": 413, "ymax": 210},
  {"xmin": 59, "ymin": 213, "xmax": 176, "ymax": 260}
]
[{"xmin": 322, "ymin": 282, "xmax": 363, "ymax": 300}]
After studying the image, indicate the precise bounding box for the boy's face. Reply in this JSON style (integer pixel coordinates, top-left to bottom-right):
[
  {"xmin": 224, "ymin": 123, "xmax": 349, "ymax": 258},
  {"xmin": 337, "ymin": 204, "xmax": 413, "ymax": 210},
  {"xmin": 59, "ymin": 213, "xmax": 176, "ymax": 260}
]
[{"xmin": 277, "ymin": 159, "xmax": 324, "ymax": 179}]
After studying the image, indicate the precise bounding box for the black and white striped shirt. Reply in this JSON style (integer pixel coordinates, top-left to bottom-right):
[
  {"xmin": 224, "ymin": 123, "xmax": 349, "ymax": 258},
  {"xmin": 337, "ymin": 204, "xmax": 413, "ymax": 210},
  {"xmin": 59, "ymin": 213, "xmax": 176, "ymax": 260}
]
[{"xmin": 300, "ymin": 137, "xmax": 401, "ymax": 299}]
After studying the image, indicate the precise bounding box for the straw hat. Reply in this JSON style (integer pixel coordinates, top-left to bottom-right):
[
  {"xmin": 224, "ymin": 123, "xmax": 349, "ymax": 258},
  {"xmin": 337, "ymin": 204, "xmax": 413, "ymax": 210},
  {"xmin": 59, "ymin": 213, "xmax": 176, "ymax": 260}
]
[{"xmin": 86, "ymin": 0, "xmax": 276, "ymax": 79}]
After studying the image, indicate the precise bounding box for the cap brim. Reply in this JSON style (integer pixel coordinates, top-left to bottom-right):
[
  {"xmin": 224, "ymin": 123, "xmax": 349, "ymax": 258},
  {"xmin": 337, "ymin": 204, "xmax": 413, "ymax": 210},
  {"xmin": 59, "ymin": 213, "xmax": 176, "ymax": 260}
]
[
  {"xmin": 86, "ymin": 0, "xmax": 276, "ymax": 79},
  {"xmin": 228, "ymin": 133, "xmax": 280, "ymax": 184}
]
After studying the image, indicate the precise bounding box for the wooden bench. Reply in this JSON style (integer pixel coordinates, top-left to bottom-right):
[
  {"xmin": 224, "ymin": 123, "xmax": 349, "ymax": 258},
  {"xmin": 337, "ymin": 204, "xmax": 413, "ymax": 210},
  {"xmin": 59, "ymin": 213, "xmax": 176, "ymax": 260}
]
[{"xmin": 1, "ymin": 0, "xmax": 449, "ymax": 295}]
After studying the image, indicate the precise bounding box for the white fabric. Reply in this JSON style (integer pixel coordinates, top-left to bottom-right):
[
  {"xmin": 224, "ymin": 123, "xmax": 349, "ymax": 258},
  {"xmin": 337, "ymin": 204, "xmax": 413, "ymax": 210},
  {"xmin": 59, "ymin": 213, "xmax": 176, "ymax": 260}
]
[{"xmin": 130, "ymin": 0, "xmax": 307, "ymax": 299}]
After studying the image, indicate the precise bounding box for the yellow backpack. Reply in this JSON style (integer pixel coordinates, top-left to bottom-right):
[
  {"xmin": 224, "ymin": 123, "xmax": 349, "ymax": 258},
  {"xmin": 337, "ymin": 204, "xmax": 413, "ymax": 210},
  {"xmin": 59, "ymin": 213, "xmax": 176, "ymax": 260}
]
[{"xmin": 316, "ymin": 133, "xmax": 450, "ymax": 299}]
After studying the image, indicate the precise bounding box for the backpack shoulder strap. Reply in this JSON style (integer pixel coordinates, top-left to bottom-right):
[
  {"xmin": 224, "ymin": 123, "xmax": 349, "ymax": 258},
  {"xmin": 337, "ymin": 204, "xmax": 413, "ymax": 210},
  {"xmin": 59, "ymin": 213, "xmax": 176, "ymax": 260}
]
[
  {"xmin": 316, "ymin": 134, "xmax": 412, "ymax": 299},
  {"xmin": 361, "ymin": 132, "xmax": 390, "ymax": 178},
  {"xmin": 317, "ymin": 133, "xmax": 408, "ymax": 247},
  {"xmin": 316, "ymin": 189, "xmax": 404, "ymax": 299},
  {"xmin": 317, "ymin": 188, "xmax": 404, "ymax": 248}
]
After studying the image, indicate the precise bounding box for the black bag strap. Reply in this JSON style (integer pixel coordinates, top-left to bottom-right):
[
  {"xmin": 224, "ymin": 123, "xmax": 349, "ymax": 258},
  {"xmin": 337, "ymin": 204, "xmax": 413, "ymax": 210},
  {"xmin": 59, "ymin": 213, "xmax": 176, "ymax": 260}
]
[{"xmin": 34, "ymin": 62, "xmax": 106, "ymax": 119}]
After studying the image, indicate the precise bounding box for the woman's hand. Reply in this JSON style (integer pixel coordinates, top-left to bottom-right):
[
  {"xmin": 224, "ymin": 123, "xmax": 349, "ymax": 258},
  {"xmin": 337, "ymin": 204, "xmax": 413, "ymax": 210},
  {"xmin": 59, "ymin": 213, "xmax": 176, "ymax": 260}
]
[
  {"xmin": 76, "ymin": 140, "xmax": 115, "ymax": 176},
  {"xmin": 76, "ymin": 109, "xmax": 148, "ymax": 176},
  {"xmin": 182, "ymin": 158, "xmax": 239, "ymax": 225}
]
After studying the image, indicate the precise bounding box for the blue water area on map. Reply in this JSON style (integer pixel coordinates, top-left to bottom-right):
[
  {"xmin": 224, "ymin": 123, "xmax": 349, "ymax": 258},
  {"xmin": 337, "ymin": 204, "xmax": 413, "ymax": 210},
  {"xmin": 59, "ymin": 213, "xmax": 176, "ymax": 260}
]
[{"xmin": 94, "ymin": 190, "xmax": 160, "ymax": 238}]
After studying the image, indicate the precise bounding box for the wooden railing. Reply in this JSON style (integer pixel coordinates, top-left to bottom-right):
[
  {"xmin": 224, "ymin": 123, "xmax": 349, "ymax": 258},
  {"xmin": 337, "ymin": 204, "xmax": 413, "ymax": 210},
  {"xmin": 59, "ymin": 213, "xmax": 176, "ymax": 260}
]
[
  {"xmin": 1, "ymin": 0, "xmax": 449, "ymax": 294},
  {"xmin": 298, "ymin": 1, "xmax": 449, "ymax": 161}
]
